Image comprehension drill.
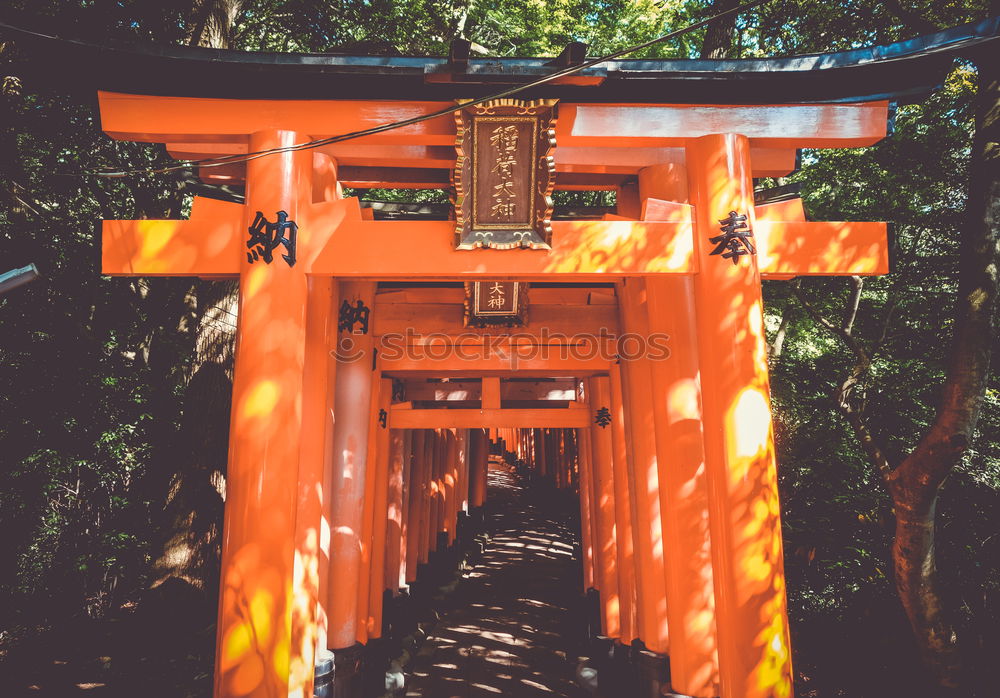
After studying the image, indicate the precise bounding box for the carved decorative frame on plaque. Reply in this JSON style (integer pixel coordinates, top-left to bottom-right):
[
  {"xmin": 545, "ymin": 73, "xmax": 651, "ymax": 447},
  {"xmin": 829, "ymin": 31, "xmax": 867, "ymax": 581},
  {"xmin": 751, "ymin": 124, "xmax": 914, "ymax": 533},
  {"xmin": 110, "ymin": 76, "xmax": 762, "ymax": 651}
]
[
  {"xmin": 464, "ymin": 281, "xmax": 529, "ymax": 328},
  {"xmin": 453, "ymin": 99, "xmax": 558, "ymax": 250}
]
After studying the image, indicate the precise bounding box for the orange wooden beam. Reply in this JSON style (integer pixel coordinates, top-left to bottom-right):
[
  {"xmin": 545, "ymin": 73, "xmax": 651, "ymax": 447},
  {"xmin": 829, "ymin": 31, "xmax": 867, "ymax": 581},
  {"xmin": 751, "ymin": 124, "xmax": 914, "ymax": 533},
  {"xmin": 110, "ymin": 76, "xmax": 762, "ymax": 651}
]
[
  {"xmin": 389, "ymin": 407, "xmax": 593, "ymax": 429},
  {"xmin": 170, "ymin": 142, "xmax": 797, "ymax": 179},
  {"xmin": 103, "ymin": 209, "xmax": 884, "ymax": 281},
  {"xmin": 99, "ymin": 92, "xmax": 887, "ymax": 149},
  {"xmin": 757, "ymin": 221, "xmax": 889, "ymax": 277},
  {"xmin": 377, "ymin": 350, "xmax": 610, "ymax": 376},
  {"xmin": 102, "ymin": 196, "xmax": 243, "ymax": 276},
  {"xmin": 311, "ymin": 220, "xmax": 696, "ymax": 278}
]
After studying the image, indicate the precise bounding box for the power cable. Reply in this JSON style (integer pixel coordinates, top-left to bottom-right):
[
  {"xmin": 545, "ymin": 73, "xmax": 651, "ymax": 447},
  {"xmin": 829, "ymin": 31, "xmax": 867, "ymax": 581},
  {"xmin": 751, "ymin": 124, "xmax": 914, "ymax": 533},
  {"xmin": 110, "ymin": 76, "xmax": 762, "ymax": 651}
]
[{"xmin": 14, "ymin": 0, "xmax": 770, "ymax": 178}]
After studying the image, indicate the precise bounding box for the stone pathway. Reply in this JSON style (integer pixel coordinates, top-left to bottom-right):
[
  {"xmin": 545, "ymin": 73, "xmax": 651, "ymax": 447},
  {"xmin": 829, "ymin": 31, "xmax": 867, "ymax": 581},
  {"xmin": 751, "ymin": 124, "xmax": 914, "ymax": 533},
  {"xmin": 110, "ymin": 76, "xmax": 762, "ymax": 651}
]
[{"xmin": 405, "ymin": 467, "xmax": 590, "ymax": 698}]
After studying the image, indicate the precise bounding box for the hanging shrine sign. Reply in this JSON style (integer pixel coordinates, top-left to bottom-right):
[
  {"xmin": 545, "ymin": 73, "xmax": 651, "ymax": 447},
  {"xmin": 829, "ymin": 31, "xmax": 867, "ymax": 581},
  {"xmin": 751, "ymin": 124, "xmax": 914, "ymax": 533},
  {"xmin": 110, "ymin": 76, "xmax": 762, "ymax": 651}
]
[
  {"xmin": 453, "ymin": 98, "xmax": 557, "ymax": 250},
  {"xmin": 464, "ymin": 281, "xmax": 529, "ymax": 327}
]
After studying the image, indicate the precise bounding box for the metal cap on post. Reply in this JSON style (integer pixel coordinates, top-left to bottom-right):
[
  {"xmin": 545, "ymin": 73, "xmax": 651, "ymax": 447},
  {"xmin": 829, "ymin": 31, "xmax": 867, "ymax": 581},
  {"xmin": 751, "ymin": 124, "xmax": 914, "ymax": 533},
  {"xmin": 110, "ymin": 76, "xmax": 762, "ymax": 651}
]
[{"xmin": 0, "ymin": 264, "xmax": 40, "ymax": 295}]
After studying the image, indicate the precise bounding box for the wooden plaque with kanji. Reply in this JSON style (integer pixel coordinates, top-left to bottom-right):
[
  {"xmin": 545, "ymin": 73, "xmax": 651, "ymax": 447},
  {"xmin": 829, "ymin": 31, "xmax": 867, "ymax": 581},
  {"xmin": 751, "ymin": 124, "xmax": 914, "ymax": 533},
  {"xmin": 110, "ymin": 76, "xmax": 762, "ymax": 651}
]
[
  {"xmin": 453, "ymin": 99, "xmax": 557, "ymax": 250},
  {"xmin": 464, "ymin": 281, "xmax": 529, "ymax": 327}
]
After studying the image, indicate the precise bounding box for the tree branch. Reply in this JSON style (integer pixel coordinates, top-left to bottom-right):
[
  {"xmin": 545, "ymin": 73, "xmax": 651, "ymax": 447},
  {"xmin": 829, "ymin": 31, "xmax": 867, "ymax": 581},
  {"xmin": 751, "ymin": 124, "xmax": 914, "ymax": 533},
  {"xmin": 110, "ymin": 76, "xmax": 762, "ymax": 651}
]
[{"xmin": 790, "ymin": 280, "xmax": 895, "ymax": 480}]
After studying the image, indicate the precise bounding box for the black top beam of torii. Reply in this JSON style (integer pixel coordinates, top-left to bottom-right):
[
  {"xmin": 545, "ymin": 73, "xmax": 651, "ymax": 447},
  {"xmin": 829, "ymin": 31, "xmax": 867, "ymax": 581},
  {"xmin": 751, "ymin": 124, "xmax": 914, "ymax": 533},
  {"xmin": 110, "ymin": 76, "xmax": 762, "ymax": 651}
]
[{"xmin": 1, "ymin": 14, "xmax": 998, "ymax": 104}]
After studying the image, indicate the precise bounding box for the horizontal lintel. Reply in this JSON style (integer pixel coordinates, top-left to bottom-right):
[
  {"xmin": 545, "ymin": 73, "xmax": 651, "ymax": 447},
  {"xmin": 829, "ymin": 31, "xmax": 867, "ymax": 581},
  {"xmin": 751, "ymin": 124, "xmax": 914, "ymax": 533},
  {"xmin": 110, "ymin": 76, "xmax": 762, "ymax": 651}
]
[
  {"xmin": 389, "ymin": 407, "xmax": 592, "ymax": 429},
  {"xmin": 100, "ymin": 92, "xmax": 887, "ymax": 149}
]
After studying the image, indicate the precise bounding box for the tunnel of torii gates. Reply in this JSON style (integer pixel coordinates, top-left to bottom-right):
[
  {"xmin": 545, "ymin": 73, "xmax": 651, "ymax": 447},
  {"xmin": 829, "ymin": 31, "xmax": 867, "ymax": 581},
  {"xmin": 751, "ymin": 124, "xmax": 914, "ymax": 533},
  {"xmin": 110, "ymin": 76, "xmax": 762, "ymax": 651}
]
[{"xmin": 19, "ymin": 11, "xmax": 990, "ymax": 698}]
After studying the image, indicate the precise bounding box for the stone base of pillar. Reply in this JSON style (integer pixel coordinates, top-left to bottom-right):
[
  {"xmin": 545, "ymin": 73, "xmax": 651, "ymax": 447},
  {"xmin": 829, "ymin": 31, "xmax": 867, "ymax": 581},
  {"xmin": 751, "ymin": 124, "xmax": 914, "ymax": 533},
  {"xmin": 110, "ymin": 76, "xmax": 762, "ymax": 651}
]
[
  {"xmin": 598, "ymin": 640, "xmax": 638, "ymax": 697},
  {"xmin": 388, "ymin": 588, "xmax": 418, "ymax": 640},
  {"xmin": 589, "ymin": 634, "xmax": 615, "ymax": 690},
  {"xmin": 362, "ymin": 637, "xmax": 389, "ymax": 698},
  {"xmin": 314, "ymin": 648, "xmax": 335, "ymax": 698},
  {"xmin": 326, "ymin": 643, "xmax": 364, "ymax": 698},
  {"xmin": 631, "ymin": 640, "xmax": 670, "ymax": 698},
  {"xmin": 455, "ymin": 510, "xmax": 470, "ymax": 544},
  {"xmin": 584, "ymin": 587, "xmax": 602, "ymax": 639}
]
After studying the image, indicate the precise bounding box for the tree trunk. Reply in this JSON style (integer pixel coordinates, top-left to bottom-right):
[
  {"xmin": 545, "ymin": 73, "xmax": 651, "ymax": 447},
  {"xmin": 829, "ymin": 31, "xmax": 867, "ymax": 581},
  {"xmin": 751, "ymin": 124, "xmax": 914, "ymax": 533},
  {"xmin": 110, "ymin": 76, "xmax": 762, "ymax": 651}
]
[
  {"xmin": 885, "ymin": 36, "xmax": 999, "ymax": 694},
  {"xmin": 142, "ymin": 0, "xmax": 242, "ymax": 628},
  {"xmin": 185, "ymin": 0, "xmax": 247, "ymax": 49},
  {"xmin": 700, "ymin": 0, "xmax": 741, "ymax": 59}
]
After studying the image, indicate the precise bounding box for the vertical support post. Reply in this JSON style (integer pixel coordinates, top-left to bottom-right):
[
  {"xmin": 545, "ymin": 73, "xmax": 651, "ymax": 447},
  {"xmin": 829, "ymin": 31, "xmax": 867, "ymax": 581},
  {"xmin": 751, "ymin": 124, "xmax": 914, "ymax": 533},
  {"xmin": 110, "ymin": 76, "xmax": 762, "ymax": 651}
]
[
  {"xmin": 444, "ymin": 429, "xmax": 459, "ymax": 544},
  {"xmin": 405, "ymin": 431, "xmax": 426, "ymax": 584},
  {"xmin": 578, "ymin": 427, "xmax": 597, "ymax": 592},
  {"xmin": 536, "ymin": 428, "xmax": 549, "ymax": 480},
  {"xmin": 355, "ymin": 371, "xmax": 382, "ymax": 645},
  {"xmin": 430, "ymin": 430, "xmax": 445, "ymax": 552},
  {"xmin": 215, "ymin": 130, "xmax": 313, "ymax": 698},
  {"xmin": 455, "ymin": 429, "xmax": 470, "ymax": 535},
  {"xmin": 327, "ymin": 280, "xmax": 376, "ymax": 668},
  {"xmin": 589, "ymin": 377, "xmax": 621, "ymax": 639},
  {"xmin": 421, "ymin": 431, "xmax": 436, "ymax": 562},
  {"xmin": 482, "ymin": 376, "xmax": 501, "ymax": 409},
  {"xmin": 385, "ymin": 429, "xmax": 407, "ymax": 593},
  {"xmin": 367, "ymin": 378, "xmax": 393, "ymax": 638},
  {"xmin": 686, "ymin": 133, "xmax": 793, "ymax": 698},
  {"xmin": 617, "ymin": 280, "xmax": 670, "ymax": 654},
  {"xmin": 608, "ymin": 364, "xmax": 637, "ymax": 644},
  {"xmin": 641, "ymin": 160, "xmax": 719, "ymax": 697},
  {"xmin": 291, "ymin": 276, "xmax": 337, "ymax": 698},
  {"xmin": 467, "ymin": 429, "xmax": 483, "ymax": 510}
]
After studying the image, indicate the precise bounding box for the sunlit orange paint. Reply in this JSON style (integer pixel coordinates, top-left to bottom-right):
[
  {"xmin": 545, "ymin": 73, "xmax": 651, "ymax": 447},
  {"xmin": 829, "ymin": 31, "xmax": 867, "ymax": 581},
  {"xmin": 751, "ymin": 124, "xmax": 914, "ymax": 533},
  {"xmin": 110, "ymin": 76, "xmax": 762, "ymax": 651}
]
[
  {"xmin": 608, "ymin": 364, "xmax": 638, "ymax": 644},
  {"xmin": 95, "ymin": 89, "xmax": 895, "ymax": 698},
  {"xmin": 327, "ymin": 280, "xmax": 377, "ymax": 652},
  {"xmin": 588, "ymin": 377, "xmax": 621, "ymax": 639},
  {"xmin": 214, "ymin": 130, "xmax": 314, "ymax": 698},
  {"xmin": 366, "ymin": 379, "xmax": 393, "ymax": 638},
  {"xmin": 404, "ymin": 430, "xmax": 426, "ymax": 583},
  {"xmin": 289, "ymin": 275, "xmax": 336, "ymax": 698},
  {"xmin": 641, "ymin": 165, "xmax": 720, "ymax": 697},
  {"xmin": 384, "ymin": 429, "xmax": 408, "ymax": 593},
  {"xmin": 617, "ymin": 279, "xmax": 670, "ymax": 654},
  {"xmin": 687, "ymin": 133, "xmax": 794, "ymax": 698}
]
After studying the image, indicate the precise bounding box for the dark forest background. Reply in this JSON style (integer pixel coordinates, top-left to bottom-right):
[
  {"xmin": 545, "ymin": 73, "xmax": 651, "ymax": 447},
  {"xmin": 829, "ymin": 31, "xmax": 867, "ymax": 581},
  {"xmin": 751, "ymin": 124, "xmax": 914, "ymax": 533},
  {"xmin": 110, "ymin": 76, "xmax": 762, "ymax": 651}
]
[{"xmin": 1, "ymin": 1, "xmax": 998, "ymax": 696}]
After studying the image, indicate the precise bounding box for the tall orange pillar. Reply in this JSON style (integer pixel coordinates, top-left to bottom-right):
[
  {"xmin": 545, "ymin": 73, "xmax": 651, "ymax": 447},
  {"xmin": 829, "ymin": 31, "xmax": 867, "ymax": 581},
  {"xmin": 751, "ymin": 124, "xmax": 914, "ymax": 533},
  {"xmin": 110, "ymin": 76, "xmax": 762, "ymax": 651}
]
[
  {"xmin": 455, "ymin": 429, "xmax": 469, "ymax": 529},
  {"xmin": 641, "ymin": 162, "xmax": 720, "ymax": 697},
  {"xmin": 291, "ymin": 275, "xmax": 337, "ymax": 694},
  {"xmin": 687, "ymin": 133, "xmax": 793, "ymax": 698},
  {"xmin": 421, "ymin": 430, "xmax": 437, "ymax": 561},
  {"xmin": 588, "ymin": 376, "xmax": 621, "ymax": 639},
  {"xmin": 405, "ymin": 430, "xmax": 426, "ymax": 583},
  {"xmin": 617, "ymin": 281, "xmax": 670, "ymax": 654},
  {"xmin": 608, "ymin": 365, "xmax": 637, "ymax": 643},
  {"xmin": 366, "ymin": 378, "xmax": 393, "ymax": 638},
  {"xmin": 430, "ymin": 430, "xmax": 446, "ymax": 551},
  {"xmin": 535, "ymin": 428, "xmax": 548, "ymax": 480},
  {"xmin": 327, "ymin": 280, "xmax": 376, "ymax": 661},
  {"xmin": 577, "ymin": 427, "xmax": 597, "ymax": 591},
  {"xmin": 444, "ymin": 429, "xmax": 459, "ymax": 544},
  {"xmin": 467, "ymin": 429, "xmax": 486, "ymax": 509},
  {"xmin": 355, "ymin": 371, "xmax": 383, "ymax": 645},
  {"xmin": 214, "ymin": 130, "xmax": 314, "ymax": 698},
  {"xmin": 385, "ymin": 429, "xmax": 408, "ymax": 593}
]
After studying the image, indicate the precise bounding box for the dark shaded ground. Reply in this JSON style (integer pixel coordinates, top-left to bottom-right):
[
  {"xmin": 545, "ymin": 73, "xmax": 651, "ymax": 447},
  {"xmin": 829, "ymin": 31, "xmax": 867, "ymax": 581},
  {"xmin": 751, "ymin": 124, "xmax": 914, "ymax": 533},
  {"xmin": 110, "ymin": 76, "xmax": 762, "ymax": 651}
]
[{"xmin": 405, "ymin": 467, "xmax": 590, "ymax": 698}]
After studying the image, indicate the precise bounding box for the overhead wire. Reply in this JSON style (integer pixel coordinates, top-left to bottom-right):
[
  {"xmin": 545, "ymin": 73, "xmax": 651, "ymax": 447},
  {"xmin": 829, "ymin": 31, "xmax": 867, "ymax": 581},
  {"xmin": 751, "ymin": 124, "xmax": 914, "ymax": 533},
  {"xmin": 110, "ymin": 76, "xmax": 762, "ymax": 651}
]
[{"xmin": 17, "ymin": 0, "xmax": 770, "ymax": 178}]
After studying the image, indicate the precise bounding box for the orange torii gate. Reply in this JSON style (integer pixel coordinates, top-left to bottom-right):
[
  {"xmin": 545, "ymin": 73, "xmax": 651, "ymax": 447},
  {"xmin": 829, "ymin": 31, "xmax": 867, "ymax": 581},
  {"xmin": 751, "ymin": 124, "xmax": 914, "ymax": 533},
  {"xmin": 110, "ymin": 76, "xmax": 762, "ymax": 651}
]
[
  {"xmin": 14, "ymin": 15, "xmax": 994, "ymax": 698},
  {"xmin": 98, "ymin": 94, "xmax": 885, "ymax": 698}
]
